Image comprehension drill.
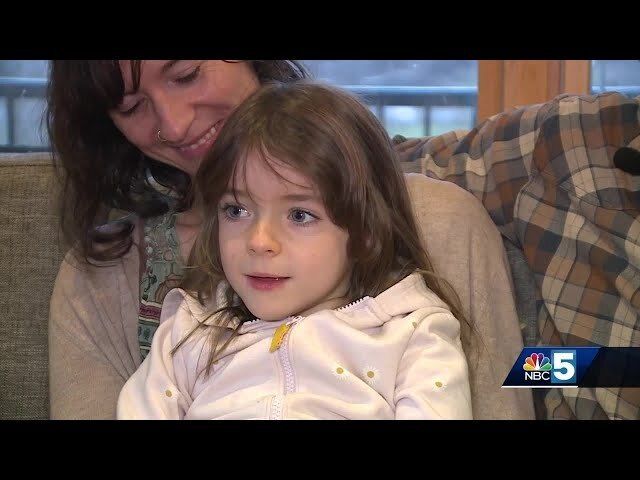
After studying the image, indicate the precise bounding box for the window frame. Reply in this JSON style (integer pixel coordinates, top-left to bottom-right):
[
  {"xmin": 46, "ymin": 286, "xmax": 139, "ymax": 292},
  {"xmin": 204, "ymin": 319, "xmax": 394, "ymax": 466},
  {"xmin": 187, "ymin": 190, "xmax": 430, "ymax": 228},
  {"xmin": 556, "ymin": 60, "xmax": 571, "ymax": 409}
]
[{"xmin": 0, "ymin": 60, "xmax": 601, "ymax": 153}]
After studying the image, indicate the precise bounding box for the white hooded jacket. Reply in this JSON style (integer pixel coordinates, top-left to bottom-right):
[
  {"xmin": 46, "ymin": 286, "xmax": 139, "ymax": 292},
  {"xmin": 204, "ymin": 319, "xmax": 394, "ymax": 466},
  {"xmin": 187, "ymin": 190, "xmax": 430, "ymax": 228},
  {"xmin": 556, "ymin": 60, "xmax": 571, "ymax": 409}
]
[{"xmin": 117, "ymin": 273, "xmax": 472, "ymax": 419}]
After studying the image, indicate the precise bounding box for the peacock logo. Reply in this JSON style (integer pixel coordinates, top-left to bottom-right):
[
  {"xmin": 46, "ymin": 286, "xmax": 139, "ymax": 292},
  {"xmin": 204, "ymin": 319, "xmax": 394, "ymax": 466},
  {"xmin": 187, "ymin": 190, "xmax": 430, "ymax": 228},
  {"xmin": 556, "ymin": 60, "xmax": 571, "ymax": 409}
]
[
  {"xmin": 523, "ymin": 352, "xmax": 552, "ymax": 380},
  {"xmin": 523, "ymin": 353, "xmax": 552, "ymax": 371}
]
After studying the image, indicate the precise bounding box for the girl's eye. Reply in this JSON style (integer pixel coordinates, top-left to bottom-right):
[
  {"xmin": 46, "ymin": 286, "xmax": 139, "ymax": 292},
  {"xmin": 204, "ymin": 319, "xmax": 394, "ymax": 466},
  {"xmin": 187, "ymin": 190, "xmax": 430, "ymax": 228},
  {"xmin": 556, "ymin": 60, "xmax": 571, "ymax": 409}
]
[
  {"xmin": 289, "ymin": 209, "xmax": 317, "ymax": 225},
  {"xmin": 222, "ymin": 204, "xmax": 249, "ymax": 219},
  {"xmin": 175, "ymin": 66, "xmax": 201, "ymax": 84}
]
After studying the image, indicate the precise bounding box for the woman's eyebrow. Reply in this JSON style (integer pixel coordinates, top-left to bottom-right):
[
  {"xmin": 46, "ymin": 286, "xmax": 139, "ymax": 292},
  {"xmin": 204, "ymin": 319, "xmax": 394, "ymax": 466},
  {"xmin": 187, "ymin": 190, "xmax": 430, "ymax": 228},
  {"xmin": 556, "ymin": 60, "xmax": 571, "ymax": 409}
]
[
  {"xmin": 161, "ymin": 60, "xmax": 181, "ymax": 74},
  {"xmin": 123, "ymin": 61, "xmax": 182, "ymax": 96}
]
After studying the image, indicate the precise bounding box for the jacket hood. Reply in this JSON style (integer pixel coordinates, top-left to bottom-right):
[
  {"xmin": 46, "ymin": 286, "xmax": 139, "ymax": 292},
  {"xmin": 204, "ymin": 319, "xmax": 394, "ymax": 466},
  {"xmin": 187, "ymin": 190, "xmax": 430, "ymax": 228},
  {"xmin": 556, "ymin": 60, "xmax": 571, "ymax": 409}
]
[{"xmin": 162, "ymin": 272, "xmax": 449, "ymax": 333}]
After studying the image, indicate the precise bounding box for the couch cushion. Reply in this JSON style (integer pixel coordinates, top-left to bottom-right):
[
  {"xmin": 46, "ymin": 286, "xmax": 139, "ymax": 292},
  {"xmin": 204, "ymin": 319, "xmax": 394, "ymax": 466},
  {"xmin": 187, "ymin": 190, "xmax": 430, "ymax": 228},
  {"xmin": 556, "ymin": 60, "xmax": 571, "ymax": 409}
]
[{"xmin": 0, "ymin": 153, "xmax": 65, "ymax": 419}]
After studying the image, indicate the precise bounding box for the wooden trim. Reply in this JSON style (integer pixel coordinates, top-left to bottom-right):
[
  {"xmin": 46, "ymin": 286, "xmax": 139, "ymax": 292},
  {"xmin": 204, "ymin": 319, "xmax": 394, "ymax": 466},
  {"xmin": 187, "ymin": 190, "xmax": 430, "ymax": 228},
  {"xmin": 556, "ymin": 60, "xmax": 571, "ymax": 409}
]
[
  {"xmin": 476, "ymin": 60, "xmax": 592, "ymax": 122},
  {"xmin": 503, "ymin": 60, "xmax": 563, "ymax": 110},
  {"xmin": 562, "ymin": 60, "xmax": 591, "ymax": 95},
  {"xmin": 477, "ymin": 60, "xmax": 504, "ymax": 121},
  {"xmin": 546, "ymin": 60, "xmax": 562, "ymax": 99}
]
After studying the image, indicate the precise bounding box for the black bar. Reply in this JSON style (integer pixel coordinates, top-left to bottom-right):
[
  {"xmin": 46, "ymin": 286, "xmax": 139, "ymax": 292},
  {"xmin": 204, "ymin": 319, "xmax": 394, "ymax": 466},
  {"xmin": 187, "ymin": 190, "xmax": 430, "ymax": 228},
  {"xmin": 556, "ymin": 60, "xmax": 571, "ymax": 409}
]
[{"xmin": 581, "ymin": 348, "xmax": 640, "ymax": 387}]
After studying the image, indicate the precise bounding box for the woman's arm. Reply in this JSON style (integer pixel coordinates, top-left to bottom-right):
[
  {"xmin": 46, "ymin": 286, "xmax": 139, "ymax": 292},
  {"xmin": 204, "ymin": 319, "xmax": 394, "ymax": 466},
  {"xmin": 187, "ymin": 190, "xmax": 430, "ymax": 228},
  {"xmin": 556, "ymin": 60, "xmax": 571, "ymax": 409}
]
[
  {"xmin": 405, "ymin": 174, "xmax": 535, "ymax": 419},
  {"xmin": 49, "ymin": 246, "xmax": 141, "ymax": 420}
]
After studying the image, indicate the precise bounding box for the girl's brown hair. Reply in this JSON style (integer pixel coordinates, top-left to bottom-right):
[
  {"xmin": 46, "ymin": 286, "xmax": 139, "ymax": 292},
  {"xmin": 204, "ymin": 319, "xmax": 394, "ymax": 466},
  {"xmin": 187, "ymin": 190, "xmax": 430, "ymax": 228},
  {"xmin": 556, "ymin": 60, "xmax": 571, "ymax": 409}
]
[
  {"xmin": 46, "ymin": 60, "xmax": 309, "ymax": 262},
  {"xmin": 177, "ymin": 80, "xmax": 467, "ymax": 375}
]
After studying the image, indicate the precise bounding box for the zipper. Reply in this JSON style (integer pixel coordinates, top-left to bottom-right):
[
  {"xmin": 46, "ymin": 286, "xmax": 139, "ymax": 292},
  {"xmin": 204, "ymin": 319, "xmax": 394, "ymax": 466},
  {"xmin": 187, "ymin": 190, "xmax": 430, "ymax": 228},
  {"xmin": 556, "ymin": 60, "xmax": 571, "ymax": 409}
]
[
  {"xmin": 336, "ymin": 296, "xmax": 369, "ymax": 312},
  {"xmin": 267, "ymin": 300, "xmax": 368, "ymax": 419},
  {"xmin": 268, "ymin": 317, "xmax": 301, "ymax": 352},
  {"xmin": 269, "ymin": 323, "xmax": 290, "ymax": 352},
  {"xmin": 269, "ymin": 317, "xmax": 300, "ymax": 419},
  {"xmin": 270, "ymin": 394, "xmax": 283, "ymax": 420}
]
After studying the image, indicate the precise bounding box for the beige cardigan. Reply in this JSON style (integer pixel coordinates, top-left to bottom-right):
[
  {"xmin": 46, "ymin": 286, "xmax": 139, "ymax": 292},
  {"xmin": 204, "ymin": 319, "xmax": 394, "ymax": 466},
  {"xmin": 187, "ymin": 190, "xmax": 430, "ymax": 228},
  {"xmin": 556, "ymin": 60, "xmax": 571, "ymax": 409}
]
[{"xmin": 49, "ymin": 174, "xmax": 534, "ymax": 420}]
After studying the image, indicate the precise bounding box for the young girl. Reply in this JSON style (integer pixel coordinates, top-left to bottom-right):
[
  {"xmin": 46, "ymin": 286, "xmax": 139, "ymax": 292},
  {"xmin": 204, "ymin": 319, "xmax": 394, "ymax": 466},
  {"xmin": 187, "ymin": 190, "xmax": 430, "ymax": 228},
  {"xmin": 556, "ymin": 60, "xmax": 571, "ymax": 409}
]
[{"xmin": 117, "ymin": 81, "xmax": 473, "ymax": 420}]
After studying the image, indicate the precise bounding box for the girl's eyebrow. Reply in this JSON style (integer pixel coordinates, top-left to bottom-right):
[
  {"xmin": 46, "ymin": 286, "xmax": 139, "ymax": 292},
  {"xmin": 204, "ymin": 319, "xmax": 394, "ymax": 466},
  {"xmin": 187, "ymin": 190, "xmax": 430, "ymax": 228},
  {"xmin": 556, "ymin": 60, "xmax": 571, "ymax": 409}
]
[
  {"xmin": 221, "ymin": 190, "xmax": 247, "ymax": 198},
  {"xmin": 281, "ymin": 193, "xmax": 318, "ymax": 202},
  {"xmin": 222, "ymin": 190, "xmax": 319, "ymax": 202}
]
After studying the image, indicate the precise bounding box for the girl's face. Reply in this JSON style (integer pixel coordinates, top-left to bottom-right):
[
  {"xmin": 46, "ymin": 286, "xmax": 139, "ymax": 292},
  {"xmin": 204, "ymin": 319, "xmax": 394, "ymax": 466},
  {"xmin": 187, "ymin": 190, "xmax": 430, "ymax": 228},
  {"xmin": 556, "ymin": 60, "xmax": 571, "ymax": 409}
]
[
  {"xmin": 217, "ymin": 150, "xmax": 352, "ymax": 321},
  {"xmin": 108, "ymin": 60, "xmax": 260, "ymax": 177}
]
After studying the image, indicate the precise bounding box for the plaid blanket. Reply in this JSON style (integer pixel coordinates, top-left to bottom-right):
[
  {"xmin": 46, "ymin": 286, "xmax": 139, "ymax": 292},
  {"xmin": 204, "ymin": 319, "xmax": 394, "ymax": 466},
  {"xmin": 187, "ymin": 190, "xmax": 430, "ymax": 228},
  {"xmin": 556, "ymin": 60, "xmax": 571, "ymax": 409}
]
[{"xmin": 398, "ymin": 92, "xmax": 640, "ymax": 419}]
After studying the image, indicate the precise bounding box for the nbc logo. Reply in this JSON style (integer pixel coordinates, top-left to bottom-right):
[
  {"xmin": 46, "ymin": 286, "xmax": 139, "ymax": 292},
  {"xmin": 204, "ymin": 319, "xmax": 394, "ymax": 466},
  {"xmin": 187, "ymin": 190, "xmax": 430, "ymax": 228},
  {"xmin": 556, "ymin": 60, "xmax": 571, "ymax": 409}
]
[
  {"xmin": 503, "ymin": 348, "xmax": 579, "ymax": 387},
  {"xmin": 523, "ymin": 353, "xmax": 552, "ymax": 381}
]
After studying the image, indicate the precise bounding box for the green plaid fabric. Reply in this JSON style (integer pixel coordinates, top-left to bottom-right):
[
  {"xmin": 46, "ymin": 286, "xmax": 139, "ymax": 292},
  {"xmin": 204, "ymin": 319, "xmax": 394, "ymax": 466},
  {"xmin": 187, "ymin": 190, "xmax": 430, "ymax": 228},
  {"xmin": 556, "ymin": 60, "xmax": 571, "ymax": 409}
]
[{"xmin": 399, "ymin": 92, "xmax": 640, "ymax": 419}]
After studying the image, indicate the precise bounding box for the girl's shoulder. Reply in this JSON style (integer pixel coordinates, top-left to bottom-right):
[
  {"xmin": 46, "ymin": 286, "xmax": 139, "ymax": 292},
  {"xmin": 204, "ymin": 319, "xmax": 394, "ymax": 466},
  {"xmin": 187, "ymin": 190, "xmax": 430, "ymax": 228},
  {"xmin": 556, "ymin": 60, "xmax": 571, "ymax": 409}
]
[
  {"xmin": 160, "ymin": 282, "xmax": 224, "ymax": 328},
  {"xmin": 374, "ymin": 272, "xmax": 449, "ymax": 314}
]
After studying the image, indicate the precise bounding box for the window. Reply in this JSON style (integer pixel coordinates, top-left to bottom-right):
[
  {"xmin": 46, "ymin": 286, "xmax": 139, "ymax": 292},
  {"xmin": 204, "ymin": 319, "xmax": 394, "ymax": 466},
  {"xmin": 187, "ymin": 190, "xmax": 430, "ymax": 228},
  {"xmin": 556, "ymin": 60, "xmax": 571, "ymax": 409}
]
[
  {"xmin": 303, "ymin": 60, "xmax": 478, "ymax": 138},
  {"xmin": 0, "ymin": 60, "xmax": 479, "ymax": 152},
  {"xmin": 590, "ymin": 60, "xmax": 640, "ymax": 98},
  {"xmin": 0, "ymin": 60, "xmax": 48, "ymax": 152},
  {"xmin": 5, "ymin": 60, "xmax": 640, "ymax": 154}
]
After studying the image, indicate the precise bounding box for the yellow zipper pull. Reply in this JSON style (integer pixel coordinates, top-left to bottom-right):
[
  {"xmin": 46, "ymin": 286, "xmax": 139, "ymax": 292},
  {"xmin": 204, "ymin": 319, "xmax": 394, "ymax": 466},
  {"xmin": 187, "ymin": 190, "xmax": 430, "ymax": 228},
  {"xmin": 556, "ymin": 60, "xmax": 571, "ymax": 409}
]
[{"xmin": 269, "ymin": 323, "xmax": 291, "ymax": 353}]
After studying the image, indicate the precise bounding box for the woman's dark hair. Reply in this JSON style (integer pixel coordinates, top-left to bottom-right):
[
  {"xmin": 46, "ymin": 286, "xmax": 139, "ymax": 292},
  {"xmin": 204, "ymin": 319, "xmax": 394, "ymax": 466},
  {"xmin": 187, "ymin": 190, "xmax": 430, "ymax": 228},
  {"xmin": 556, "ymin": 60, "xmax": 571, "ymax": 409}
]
[{"xmin": 46, "ymin": 60, "xmax": 309, "ymax": 262}]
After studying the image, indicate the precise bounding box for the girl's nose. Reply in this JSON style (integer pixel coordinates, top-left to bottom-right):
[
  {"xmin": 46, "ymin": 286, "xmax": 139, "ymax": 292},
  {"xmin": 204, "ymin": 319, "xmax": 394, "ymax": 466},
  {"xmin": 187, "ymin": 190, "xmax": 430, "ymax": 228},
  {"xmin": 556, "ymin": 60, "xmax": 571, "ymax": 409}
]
[{"xmin": 247, "ymin": 220, "xmax": 281, "ymax": 256}]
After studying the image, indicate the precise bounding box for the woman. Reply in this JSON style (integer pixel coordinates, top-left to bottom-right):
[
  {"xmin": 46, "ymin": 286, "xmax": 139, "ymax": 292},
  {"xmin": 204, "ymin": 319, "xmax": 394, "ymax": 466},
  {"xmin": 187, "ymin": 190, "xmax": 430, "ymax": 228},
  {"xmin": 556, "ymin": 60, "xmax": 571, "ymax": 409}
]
[{"xmin": 47, "ymin": 60, "xmax": 533, "ymax": 419}]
